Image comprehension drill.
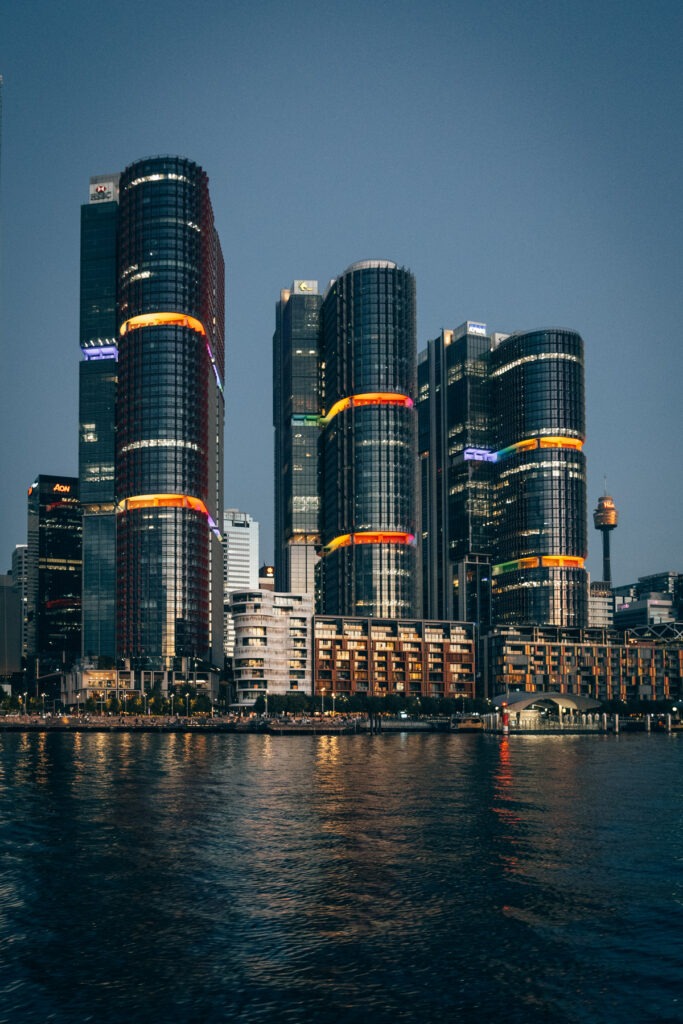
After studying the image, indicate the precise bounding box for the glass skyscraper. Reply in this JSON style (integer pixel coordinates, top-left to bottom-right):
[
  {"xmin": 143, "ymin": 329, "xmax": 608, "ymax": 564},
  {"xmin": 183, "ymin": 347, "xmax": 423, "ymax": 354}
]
[
  {"xmin": 418, "ymin": 325, "xmax": 588, "ymax": 630},
  {"xmin": 26, "ymin": 475, "xmax": 82, "ymax": 669},
  {"xmin": 115, "ymin": 156, "xmax": 225, "ymax": 671},
  {"xmin": 319, "ymin": 260, "xmax": 418, "ymax": 618},
  {"xmin": 273, "ymin": 281, "xmax": 321, "ymax": 594},
  {"xmin": 490, "ymin": 328, "xmax": 588, "ymax": 627},
  {"xmin": 417, "ymin": 322, "xmax": 493, "ymax": 624},
  {"xmin": 79, "ymin": 174, "xmax": 119, "ymax": 660}
]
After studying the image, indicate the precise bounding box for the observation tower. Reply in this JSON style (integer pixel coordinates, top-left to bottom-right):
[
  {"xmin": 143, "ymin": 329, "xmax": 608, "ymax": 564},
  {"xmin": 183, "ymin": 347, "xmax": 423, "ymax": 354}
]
[{"xmin": 593, "ymin": 491, "xmax": 618, "ymax": 585}]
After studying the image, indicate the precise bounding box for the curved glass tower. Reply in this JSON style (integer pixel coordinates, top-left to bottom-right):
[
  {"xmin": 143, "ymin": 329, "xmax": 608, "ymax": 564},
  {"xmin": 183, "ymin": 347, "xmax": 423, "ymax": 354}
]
[
  {"xmin": 490, "ymin": 328, "xmax": 587, "ymax": 626},
  {"xmin": 319, "ymin": 260, "xmax": 418, "ymax": 618},
  {"xmin": 116, "ymin": 156, "xmax": 225, "ymax": 668}
]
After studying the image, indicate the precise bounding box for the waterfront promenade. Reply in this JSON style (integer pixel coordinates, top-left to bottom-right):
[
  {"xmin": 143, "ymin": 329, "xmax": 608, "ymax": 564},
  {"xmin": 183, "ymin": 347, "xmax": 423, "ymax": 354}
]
[{"xmin": 0, "ymin": 712, "xmax": 678, "ymax": 735}]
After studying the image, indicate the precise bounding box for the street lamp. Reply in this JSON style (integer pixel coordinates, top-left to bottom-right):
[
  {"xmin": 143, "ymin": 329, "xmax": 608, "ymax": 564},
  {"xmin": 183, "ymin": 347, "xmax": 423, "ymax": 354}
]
[
  {"xmin": 22, "ymin": 692, "xmax": 28, "ymax": 716},
  {"xmin": 185, "ymin": 692, "xmax": 190, "ymax": 718},
  {"xmin": 143, "ymin": 690, "xmax": 148, "ymax": 716},
  {"xmin": 41, "ymin": 692, "xmax": 47, "ymax": 715},
  {"xmin": 321, "ymin": 688, "xmax": 325, "ymax": 715},
  {"xmin": 332, "ymin": 690, "xmax": 336, "ymax": 715},
  {"xmin": 75, "ymin": 692, "xmax": 81, "ymax": 716},
  {"xmin": 170, "ymin": 692, "xmax": 175, "ymax": 717}
]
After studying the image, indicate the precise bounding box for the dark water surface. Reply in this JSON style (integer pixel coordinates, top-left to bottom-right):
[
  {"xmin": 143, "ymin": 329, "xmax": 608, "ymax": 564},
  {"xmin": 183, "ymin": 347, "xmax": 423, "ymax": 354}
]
[{"xmin": 0, "ymin": 732, "xmax": 681, "ymax": 1023}]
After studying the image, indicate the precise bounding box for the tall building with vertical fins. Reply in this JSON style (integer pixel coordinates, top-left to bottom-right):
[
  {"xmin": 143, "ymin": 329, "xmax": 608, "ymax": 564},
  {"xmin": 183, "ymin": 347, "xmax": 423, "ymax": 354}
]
[
  {"xmin": 273, "ymin": 281, "xmax": 321, "ymax": 594},
  {"xmin": 116, "ymin": 156, "xmax": 225, "ymax": 673},
  {"xmin": 490, "ymin": 328, "xmax": 588, "ymax": 627},
  {"xmin": 79, "ymin": 174, "xmax": 119, "ymax": 660},
  {"xmin": 319, "ymin": 260, "xmax": 418, "ymax": 618},
  {"xmin": 417, "ymin": 322, "xmax": 493, "ymax": 625},
  {"xmin": 418, "ymin": 325, "xmax": 588, "ymax": 631}
]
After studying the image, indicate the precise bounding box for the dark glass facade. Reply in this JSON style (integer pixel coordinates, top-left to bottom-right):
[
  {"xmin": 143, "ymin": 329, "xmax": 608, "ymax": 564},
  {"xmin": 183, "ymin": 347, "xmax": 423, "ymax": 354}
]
[
  {"xmin": 490, "ymin": 329, "xmax": 588, "ymax": 627},
  {"xmin": 26, "ymin": 476, "xmax": 82, "ymax": 668},
  {"xmin": 79, "ymin": 175, "xmax": 119, "ymax": 659},
  {"xmin": 319, "ymin": 261, "xmax": 418, "ymax": 618},
  {"xmin": 417, "ymin": 324, "xmax": 492, "ymax": 622},
  {"xmin": 116, "ymin": 157, "xmax": 225, "ymax": 668},
  {"xmin": 273, "ymin": 282, "xmax": 321, "ymax": 593}
]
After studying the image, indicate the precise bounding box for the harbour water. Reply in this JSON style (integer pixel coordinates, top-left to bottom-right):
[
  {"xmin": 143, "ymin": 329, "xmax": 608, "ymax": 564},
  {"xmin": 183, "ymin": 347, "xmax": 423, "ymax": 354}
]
[{"xmin": 0, "ymin": 731, "xmax": 681, "ymax": 1023}]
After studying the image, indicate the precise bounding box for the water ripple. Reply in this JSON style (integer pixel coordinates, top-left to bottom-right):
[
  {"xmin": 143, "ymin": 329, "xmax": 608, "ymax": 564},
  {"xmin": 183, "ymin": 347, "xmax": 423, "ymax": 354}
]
[{"xmin": 0, "ymin": 732, "xmax": 681, "ymax": 1023}]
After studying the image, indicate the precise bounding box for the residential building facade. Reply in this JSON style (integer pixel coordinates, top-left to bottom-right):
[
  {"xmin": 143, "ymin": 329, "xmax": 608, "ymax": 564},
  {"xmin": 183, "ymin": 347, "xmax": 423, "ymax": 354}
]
[
  {"xmin": 484, "ymin": 623, "xmax": 683, "ymax": 704},
  {"xmin": 314, "ymin": 616, "xmax": 475, "ymax": 703},
  {"xmin": 230, "ymin": 589, "xmax": 313, "ymax": 708}
]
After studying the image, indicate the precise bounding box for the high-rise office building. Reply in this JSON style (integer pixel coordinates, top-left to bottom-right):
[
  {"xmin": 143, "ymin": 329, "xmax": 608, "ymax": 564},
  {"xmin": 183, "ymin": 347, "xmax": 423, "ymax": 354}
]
[
  {"xmin": 11, "ymin": 544, "xmax": 28, "ymax": 662},
  {"xmin": 273, "ymin": 281, "xmax": 321, "ymax": 594},
  {"xmin": 419, "ymin": 325, "xmax": 588, "ymax": 630},
  {"xmin": 0, "ymin": 574, "xmax": 22, "ymax": 678},
  {"xmin": 490, "ymin": 328, "xmax": 588, "ymax": 627},
  {"xmin": 223, "ymin": 509, "xmax": 259, "ymax": 658},
  {"xmin": 417, "ymin": 322, "xmax": 493, "ymax": 624},
  {"xmin": 223, "ymin": 509, "xmax": 259, "ymax": 591},
  {"xmin": 79, "ymin": 174, "xmax": 119, "ymax": 660},
  {"xmin": 26, "ymin": 475, "xmax": 82, "ymax": 669},
  {"xmin": 115, "ymin": 156, "xmax": 225, "ymax": 673},
  {"xmin": 319, "ymin": 260, "xmax": 418, "ymax": 618}
]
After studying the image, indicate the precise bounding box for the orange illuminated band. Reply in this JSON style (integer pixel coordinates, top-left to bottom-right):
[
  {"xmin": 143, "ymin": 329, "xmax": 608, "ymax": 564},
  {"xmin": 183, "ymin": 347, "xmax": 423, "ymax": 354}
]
[
  {"xmin": 496, "ymin": 436, "xmax": 584, "ymax": 460},
  {"xmin": 119, "ymin": 311, "xmax": 224, "ymax": 394},
  {"xmin": 116, "ymin": 493, "xmax": 222, "ymax": 539},
  {"xmin": 324, "ymin": 531, "xmax": 416, "ymax": 554},
  {"xmin": 493, "ymin": 555, "xmax": 586, "ymax": 576},
  {"xmin": 541, "ymin": 555, "xmax": 585, "ymax": 568},
  {"xmin": 322, "ymin": 392, "xmax": 413, "ymax": 425},
  {"xmin": 538, "ymin": 436, "xmax": 584, "ymax": 451},
  {"xmin": 119, "ymin": 312, "xmax": 206, "ymax": 337}
]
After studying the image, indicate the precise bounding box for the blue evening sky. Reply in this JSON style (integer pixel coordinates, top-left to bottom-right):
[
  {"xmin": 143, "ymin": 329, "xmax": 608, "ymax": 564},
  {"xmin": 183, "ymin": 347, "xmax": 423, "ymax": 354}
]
[{"xmin": 1, "ymin": 0, "xmax": 681, "ymax": 586}]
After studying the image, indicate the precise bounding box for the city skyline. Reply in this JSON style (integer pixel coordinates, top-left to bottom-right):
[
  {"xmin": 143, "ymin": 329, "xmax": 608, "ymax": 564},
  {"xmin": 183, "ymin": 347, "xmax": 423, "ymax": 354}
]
[{"xmin": 1, "ymin": 0, "xmax": 682, "ymax": 587}]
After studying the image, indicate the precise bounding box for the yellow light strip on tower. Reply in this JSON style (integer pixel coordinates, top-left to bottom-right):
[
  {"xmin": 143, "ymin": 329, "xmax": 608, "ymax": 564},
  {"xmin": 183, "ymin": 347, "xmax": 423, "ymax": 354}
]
[
  {"xmin": 493, "ymin": 555, "xmax": 586, "ymax": 575},
  {"xmin": 119, "ymin": 312, "xmax": 206, "ymax": 337},
  {"xmin": 538, "ymin": 436, "xmax": 584, "ymax": 451},
  {"xmin": 321, "ymin": 392, "xmax": 413, "ymax": 424},
  {"xmin": 541, "ymin": 555, "xmax": 586, "ymax": 568},
  {"xmin": 116, "ymin": 493, "xmax": 222, "ymax": 538},
  {"xmin": 496, "ymin": 435, "xmax": 584, "ymax": 460},
  {"xmin": 117, "ymin": 493, "xmax": 209, "ymax": 515},
  {"xmin": 324, "ymin": 533, "xmax": 352, "ymax": 553},
  {"xmin": 323, "ymin": 531, "xmax": 416, "ymax": 554}
]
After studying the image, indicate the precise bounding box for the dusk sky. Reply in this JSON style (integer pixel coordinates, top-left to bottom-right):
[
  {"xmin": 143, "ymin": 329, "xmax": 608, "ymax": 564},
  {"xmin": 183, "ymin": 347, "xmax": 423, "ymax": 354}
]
[{"xmin": 1, "ymin": 0, "xmax": 681, "ymax": 587}]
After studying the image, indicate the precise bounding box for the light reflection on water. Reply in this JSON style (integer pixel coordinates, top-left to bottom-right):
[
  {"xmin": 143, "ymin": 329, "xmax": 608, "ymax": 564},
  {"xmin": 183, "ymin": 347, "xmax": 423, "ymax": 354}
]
[{"xmin": 0, "ymin": 732, "xmax": 681, "ymax": 1023}]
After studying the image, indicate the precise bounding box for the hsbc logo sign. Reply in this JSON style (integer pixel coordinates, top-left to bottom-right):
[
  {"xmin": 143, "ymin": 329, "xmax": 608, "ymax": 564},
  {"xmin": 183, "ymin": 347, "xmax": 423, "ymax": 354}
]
[{"xmin": 89, "ymin": 180, "xmax": 116, "ymax": 203}]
